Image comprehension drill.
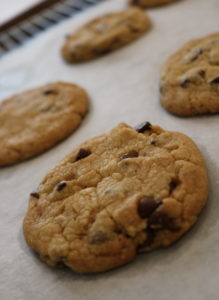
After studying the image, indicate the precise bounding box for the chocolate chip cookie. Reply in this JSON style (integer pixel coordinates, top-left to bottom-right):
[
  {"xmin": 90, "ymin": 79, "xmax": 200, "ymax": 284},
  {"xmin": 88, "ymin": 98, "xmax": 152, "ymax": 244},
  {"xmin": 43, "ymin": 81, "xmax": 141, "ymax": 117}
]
[
  {"xmin": 61, "ymin": 8, "xmax": 151, "ymax": 63},
  {"xmin": 160, "ymin": 32, "xmax": 219, "ymax": 116},
  {"xmin": 0, "ymin": 82, "xmax": 89, "ymax": 166},
  {"xmin": 130, "ymin": 0, "xmax": 178, "ymax": 8},
  {"xmin": 23, "ymin": 122, "xmax": 208, "ymax": 273}
]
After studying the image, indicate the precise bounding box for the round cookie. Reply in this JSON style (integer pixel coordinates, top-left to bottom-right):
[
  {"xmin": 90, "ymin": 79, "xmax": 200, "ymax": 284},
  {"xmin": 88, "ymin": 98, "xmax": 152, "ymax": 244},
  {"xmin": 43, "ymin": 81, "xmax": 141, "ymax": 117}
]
[
  {"xmin": 23, "ymin": 122, "xmax": 208, "ymax": 273},
  {"xmin": 61, "ymin": 8, "xmax": 151, "ymax": 63},
  {"xmin": 130, "ymin": 0, "xmax": 178, "ymax": 8},
  {"xmin": 160, "ymin": 32, "xmax": 219, "ymax": 116},
  {"xmin": 0, "ymin": 82, "xmax": 89, "ymax": 166}
]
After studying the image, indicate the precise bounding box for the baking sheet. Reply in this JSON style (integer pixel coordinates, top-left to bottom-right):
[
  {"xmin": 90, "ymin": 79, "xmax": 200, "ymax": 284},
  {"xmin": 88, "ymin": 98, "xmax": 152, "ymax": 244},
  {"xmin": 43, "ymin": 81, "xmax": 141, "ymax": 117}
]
[{"xmin": 0, "ymin": 0, "xmax": 219, "ymax": 299}]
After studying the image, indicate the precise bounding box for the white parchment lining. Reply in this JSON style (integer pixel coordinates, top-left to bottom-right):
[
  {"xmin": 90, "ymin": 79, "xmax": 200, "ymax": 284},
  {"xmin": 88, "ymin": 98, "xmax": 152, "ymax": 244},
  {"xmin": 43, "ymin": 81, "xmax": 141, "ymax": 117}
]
[{"xmin": 0, "ymin": 0, "xmax": 219, "ymax": 299}]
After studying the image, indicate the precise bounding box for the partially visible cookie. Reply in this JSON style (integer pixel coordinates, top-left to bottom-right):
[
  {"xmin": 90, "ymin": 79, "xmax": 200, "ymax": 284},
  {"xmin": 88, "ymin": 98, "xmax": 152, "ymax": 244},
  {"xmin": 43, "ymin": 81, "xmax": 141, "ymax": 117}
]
[
  {"xmin": 61, "ymin": 8, "xmax": 151, "ymax": 63},
  {"xmin": 23, "ymin": 122, "xmax": 208, "ymax": 273},
  {"xmin": 160, "ymin": 32, "xmax": 219, "ymax": 116},
  {"xmin": 130, "ymin": 0, "xmax": 178, "ymax": 8},
  {"xmin": 0, "ymin": 82, "xmax": 89, "ymax": 166}
]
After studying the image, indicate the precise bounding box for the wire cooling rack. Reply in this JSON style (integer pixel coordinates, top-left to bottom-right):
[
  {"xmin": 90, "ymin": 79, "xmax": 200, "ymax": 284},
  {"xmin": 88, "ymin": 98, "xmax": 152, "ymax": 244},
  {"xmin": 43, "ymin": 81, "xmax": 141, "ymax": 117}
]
[{"xmin": 0, "ymin": 0, "xmax": 106, "ymax": 57}]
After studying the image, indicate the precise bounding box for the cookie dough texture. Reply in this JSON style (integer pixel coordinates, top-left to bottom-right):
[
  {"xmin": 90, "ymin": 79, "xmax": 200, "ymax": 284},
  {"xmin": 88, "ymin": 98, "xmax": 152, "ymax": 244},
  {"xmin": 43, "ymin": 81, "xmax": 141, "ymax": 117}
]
[
  {"xmin": 0, "ymin": 82, "xmax": 88, "ymax": 166},
  {"xmin": 160, "ymin": 32, "xmax": 219, "ymax": 116},
  {"xmin": 130, "ymin": 0, "xmax": 178, "ymax": 8},
  {"xmin": 23, "ymin": 123, "xmax": 208, "ymax": 273},
  {"xmin": 61, "ymin": 8, "xmax": 151, "ymax": 63}
]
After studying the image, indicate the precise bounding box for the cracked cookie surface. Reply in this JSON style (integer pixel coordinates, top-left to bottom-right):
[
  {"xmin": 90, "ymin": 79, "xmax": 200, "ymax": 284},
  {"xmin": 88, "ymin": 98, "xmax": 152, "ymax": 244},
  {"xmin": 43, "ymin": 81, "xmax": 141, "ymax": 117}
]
[
  {"xmin": 130, "ymin": 0, "xmax": 178, "ymax": 8},
  {"xmin": 160, "ymin": 32, "xmax": 219, "ymax": 116},
  {"xmin": 61, "ymin": 8, "xmax": 151, "ymax": 63},
  {"xmin": 0, "ymin": 82, "xmax": 88, "ymax": 166},
  {"xmin": 23, "ymin": 123, "xmax": 208, "ymax": 273}
]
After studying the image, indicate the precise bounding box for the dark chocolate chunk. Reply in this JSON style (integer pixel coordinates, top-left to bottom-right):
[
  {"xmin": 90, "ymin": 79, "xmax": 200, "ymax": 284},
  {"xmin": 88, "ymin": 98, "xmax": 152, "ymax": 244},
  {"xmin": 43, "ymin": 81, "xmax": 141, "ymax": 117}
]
[
  {"xmin": 43, "ymin": 89, "xmax": 57, "ymax": 95},
  {"xmin": 169, "ymin": 179, "xmax": 179, "ymax": 194},
  {"xmin": 209, "ymin": 77, "xmax": 219, "ymax": 85},
  {"xmin": 148, "ymin": 211, "xmax": 179, "ymax": 231},
  {"xmin": 30, "ymin": 191, "xmax": 40, "ymax": 199},
  {"xmin": 134, "ymin": 121, "xmax": 152, "ymax": 133},
  {"xmin": 190, "ymin": 48, "xmax": 203, "ymax": 62},
  {"xmin": 56, "ymin": 181, "xmax": 67, "ymax": 191},
  {"xmin": 180, "ymin": 78, "xmax": 190, "ymax": 88},
  {"xmin": 138, "ymin": 197, "xmax": 162, "ymax": 219},
  {"xmin": 120, "ymin": 151, "xmax": 138, "ymax": 160},
  {"xmin": 75, "ymin": 148, "xmax": 91, "ymax": 161}
]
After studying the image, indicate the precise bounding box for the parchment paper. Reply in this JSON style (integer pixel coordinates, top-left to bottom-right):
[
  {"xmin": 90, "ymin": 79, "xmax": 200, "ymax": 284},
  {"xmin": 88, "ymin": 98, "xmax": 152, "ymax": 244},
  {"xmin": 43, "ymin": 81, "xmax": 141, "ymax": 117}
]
[{"xmin": 0, "ymin": 0, "xmax": 219, "ymax": 299}]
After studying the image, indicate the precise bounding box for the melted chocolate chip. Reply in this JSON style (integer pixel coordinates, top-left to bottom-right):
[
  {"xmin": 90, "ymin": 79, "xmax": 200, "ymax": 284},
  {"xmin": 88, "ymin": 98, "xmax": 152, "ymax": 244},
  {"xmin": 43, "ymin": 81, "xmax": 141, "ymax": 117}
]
[
  {"xmin": 139, "ymin": 228, "xmax": 155, "ymax": 249},
  {"xmin": 209, "ymin": 77, "xmax": 219, "ymax": 85},
  {"xmin": 120, "ymin": 151, "xmax": 138, "ymax": 161},
  {"xmin": 138, "ymin": 197, "xmax": 162, "ymax": 219},
  {"xmin": 169, "ymin": 179, "xmax": 179, "ymax": 194},
  {"xmin": 30, "ymin": 191, "xmax": 40, "ymax": 199},
  {"xmin": 97, "ymin": 48, "xmax": 111, "ymax": 56},
  {"xmin": 128, "ymin": 25, "xmax": 139, "ymax": 33},
  {"xmin": 75, "ymin": 148, "xmax": 91, "ymax": 161},
  {"xmin": 134, "ymin": 121, "xmax": 152, "ymax": 133},
  {"xmin": 43, "ymin": 89, "xmax": 57, "ymax": 95},
  {"xmin": 148, "ymin": 211, "xmax": 179, "ymax": 231},
  {"xmin": 198, "ymin": 70, "xmax": 205, "ymax": 77},
  {"xmin": 159, "ymin": 85, "xmax": 165, "ymax": 94},
  {"xmin": 149, "ymin": 139, "xmax": 156, "ymax": 145},
  {"xmin": 90, "ymin": 231, "xmax": 108, "ymax": 244},
  {"xmin": 180, "ymin": 78, "xmax": 190, "ymax": 88},
  {"xmin": 56, "ymin": 181, "xmax": 67, "ymax": 191}
]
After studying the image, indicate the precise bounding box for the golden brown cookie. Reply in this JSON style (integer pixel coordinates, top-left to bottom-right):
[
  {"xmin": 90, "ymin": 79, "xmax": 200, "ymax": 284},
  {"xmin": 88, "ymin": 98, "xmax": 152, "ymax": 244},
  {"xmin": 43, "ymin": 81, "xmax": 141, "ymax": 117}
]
[
  {"xmin": 61, "ymin": 8, "xmax": 151, "ymax": 63},
  {"xmin": 130, "ymin": 0, "xmax": 178, "ymax": 8},
  {"xmin": 0, "ymin": 82, "xmax": 89, "ymax": 166},
  {"xmin": 160, "ymin": 32, "xmax": 219, "ymax": 116},
  {"xmin": 23, "ymin": 122, "xmax": 208, "ymax": 273}
]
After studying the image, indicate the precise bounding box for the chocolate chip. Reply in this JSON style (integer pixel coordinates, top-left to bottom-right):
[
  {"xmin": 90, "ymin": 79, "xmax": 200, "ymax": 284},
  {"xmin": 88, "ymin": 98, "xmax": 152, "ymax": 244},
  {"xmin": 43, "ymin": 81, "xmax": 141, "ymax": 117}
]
[
  {"xmin": 138, "ymin": 228, "xmax": 155, "ymax": 249},
  {"xmin": 138, "ymin": 197, "xmax": 162, "ymax": 219},
  {"xmin": 169, "ymin": 179, "xmax": 179, "ymax": 194},
  {"xmin": 190, "ymin": 48, "xmax": 203, "ymax": 62},
  {"xmin": 43, "ymin": 89, "xmax": 57, "ymax": 95},
  {"xmin": 75, "ymin": 148, "xmax": 91, "ymax": 161},
  {"xmin": 56, "ymin": 181, "xmax": 67, "ymax": 191},
  {"xmin": 120, "ymin": 151, "xmax": 138, "ymax": 160},
  {"xmin": 128, "ymin": 25, "xmax": 139, "ymax": 33},
  {"xmin": 134, "ymin": 122, "xmax": 152, "ymax": 133},
  {"xmin": 30, "ymin": 191, "xmax": 40, "ymax": 199},
  {"xmin": 149, "ymin": 139, "xmax": 156, "ymax": 145},
  {"xmin": 95, "ymin": 48, "xmax": 111, "ymax": 56},
  {"xmin": 180, "ymin": 78, "xmax": 190, "ymax": 88},
  {"xmin": 198, "ymin": 70, "xmax": 205, "ymax": 77},
  {"xmin": 209, "ymin": 77, "xmax": 219, "ymax": 85},
  {"xmin": 89, "ymin": 231, "xmax": 108, "ymax": 244},
  {"xmin": 159, "ymin": 85, "xmax": 165, "ymax": 94},
  {"xmin": 148, "ymin": 211, "xmax": 179, "ymax": 231}
]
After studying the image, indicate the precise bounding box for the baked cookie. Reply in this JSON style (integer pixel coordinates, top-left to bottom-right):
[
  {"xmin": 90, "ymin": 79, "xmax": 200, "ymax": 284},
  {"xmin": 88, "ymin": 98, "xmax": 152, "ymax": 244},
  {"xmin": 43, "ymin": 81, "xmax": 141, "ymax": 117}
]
[
  {"xmin": 23, "ymin": 122, "xmax": 208, "ymax": 273},
  {"xmin": 130, "ymin": 0, "xmax": 178, "ymax": 8},
  {"xmin": 61, "ymin": 8, "xmax": 151, "ymax": 63},
  {"xmin": 0, "ymin": 82, "xmax": 88, "ymax": 166},
  {"xmin": 160, "ymin": 32, "xmax": 219, "ymax": 116}
]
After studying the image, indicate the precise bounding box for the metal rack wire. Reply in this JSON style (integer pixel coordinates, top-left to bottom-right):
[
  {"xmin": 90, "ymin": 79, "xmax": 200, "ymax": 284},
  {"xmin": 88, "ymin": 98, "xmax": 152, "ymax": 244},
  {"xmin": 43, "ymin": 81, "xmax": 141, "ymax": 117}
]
[{"xmin": 0, "ymin": 0, "xmax": 106, "ymax": 57}]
